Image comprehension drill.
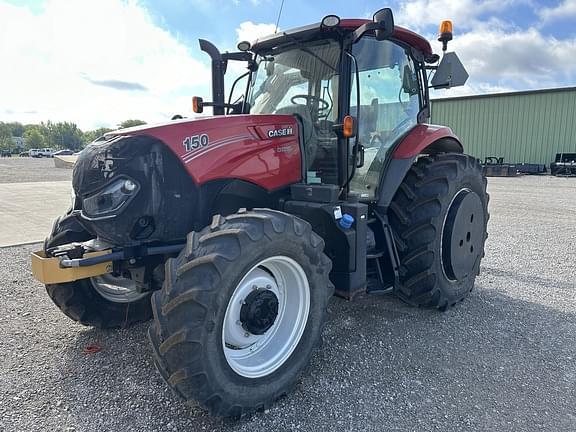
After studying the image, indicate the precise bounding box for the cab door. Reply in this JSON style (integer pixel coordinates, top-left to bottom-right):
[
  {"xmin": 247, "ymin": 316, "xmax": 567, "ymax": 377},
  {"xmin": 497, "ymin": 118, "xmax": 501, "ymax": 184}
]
[{"xmin": 348, "ymin": 37, "xmax": 421, "ymax": 200}]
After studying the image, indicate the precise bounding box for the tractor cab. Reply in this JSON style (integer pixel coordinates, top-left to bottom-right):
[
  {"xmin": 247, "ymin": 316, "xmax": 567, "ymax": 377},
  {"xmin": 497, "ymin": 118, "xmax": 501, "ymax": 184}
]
[
  {"xmin": 247, "ymin": 19, "xmax": 427, "ymax": 198},
  {"xmin": 197, "ymin": 10, "xmax": 467, "ymax": 203}
]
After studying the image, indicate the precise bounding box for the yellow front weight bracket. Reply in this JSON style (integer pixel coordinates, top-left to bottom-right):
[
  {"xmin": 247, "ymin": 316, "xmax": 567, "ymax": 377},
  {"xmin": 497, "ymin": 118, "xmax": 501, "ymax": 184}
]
[{"xmin": 31, "ymin": 249, "xmax": 113, "ymax": 285}]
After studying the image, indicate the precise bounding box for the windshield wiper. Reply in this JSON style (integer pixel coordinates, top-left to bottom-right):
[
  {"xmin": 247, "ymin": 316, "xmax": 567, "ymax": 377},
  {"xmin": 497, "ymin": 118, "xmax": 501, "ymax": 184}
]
[{"xmin": 280, "ymin": 33, "xmax": 337, "ymax": 72}]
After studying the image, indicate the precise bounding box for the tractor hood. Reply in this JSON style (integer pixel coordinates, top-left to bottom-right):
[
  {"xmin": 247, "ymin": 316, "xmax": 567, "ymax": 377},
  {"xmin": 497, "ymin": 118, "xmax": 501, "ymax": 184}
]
[
  {"xmin": 105, "ymin": 114, "xmax": 296, "ymax": 141},
  {"xmin": 103, "ymin": 114, "xmax": 302, "ymax": 190},
  {"xmin": 72, "ymin": 114, "xmax": 302, "ymax": 245}
]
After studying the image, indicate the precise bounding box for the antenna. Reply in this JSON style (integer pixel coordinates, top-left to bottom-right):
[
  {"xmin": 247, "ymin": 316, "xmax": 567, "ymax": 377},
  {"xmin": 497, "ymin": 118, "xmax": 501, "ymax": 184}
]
[{"xmin": 274, "ymin": 0, "xmax": 285, "ymax": 33}]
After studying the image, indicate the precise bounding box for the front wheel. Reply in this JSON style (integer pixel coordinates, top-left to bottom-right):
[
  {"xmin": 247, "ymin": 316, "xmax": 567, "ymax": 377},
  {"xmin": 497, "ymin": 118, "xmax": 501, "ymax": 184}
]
[
  {"xmin": 44, "ymin": 213, "xmax": 153, "ymax": 328},
  {"xmin": 389, "ymin": 153, "xmax": 489, "ymax": 310},
  {"xmin": 149, "ymin": 209, "xmax": 333, "ymax": 417}
]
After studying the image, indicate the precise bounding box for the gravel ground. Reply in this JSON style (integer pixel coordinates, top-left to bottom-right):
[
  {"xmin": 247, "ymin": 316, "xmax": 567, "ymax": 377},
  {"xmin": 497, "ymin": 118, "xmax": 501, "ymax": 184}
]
[
  {"xmin": 1, "ymin": 175, "xmax": 575, "ymax": 431},
  {"xmin": 0, "ymin": 157, "xmax": 73, "ymax": 183}
]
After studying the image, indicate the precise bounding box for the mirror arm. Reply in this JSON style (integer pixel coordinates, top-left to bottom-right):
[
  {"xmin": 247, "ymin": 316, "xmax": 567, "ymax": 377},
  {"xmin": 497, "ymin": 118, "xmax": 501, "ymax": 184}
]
[
  {"xmin": 222, "ymin": 52, "xmax": 253, "ymax": 62},
  {"xmin": 351, "ymin": 22, "xmax": 380, "ymax": 43}
]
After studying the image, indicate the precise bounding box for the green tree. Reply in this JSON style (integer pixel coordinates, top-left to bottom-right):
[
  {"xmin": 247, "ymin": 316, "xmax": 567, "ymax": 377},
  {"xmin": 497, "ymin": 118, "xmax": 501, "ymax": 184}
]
[
  {"xmin": 23, "ymin": 127, "xmax": 45, "ymax": 149},
  {"xmin": 0, "ymin": 123, "xmax": 13, "ymax": 150},
  {"xmin": 6, "ymin": 122, "xmax": 24, "ymax": 137},
  {"xmin": 118, "ymin": 119, "xmax": 146, "ymax": 129},
  {"xmin": 44, "ymin": 121, "xmax": 84, "ymax": 151},
  {"xmin": 84, "ymin": 127, "xmax": 113, "ymax": 143}
]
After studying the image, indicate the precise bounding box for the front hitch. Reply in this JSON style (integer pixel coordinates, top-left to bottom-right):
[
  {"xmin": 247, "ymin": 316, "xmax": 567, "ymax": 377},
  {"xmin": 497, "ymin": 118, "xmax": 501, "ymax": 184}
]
[
  {"xmin": 31, "ymin": 249, "xmax": 114, "ymax": 285},
  {"xmin": 31, "ymin": 243, "xmax": 185, "ymax": 285}
]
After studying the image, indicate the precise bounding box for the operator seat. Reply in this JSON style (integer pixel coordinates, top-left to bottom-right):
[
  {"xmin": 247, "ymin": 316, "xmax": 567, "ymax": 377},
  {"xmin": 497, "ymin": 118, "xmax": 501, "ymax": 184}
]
[{"xmin": 275, "ymin": 104, "xmax": 318, "ymax": 169}]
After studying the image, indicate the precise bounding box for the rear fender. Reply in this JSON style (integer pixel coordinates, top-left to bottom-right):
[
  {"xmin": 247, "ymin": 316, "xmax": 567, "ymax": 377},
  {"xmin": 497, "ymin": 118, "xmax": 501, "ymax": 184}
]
[
  {"xmin": 377, "ymin": 124, "xmax": 463, "ymax": 208},
  {"xmin": 391, "ymin": 124, "xmax": 462, "ymax": 159}
]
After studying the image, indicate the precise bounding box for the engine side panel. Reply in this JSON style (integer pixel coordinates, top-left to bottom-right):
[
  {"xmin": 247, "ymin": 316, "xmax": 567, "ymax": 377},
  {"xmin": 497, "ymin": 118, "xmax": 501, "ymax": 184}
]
[{"xmin": 122, "ymin": 115, "xmax": 302, "ymax": 191}]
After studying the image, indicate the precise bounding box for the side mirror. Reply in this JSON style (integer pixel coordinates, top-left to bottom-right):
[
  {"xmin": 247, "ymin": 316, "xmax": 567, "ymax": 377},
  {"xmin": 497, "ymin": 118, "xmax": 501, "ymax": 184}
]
[
  {"xmin": 430, "ymin": 52, "xmax": 469, "ymax": 89},
  {"xmin": 373, "ymin": 8, "xmax": 395, "ymax": 41},
  {"xmin": 352, "ymin": 8, "xmax": 395, "ymax": 43}
]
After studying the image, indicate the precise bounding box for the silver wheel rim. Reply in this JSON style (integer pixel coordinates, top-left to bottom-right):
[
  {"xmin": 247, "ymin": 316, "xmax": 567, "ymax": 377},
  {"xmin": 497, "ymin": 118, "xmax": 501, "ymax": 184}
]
[
  {"xmin": 222, "ymin": 256, "xmax": 310, "ymax": 378},
  {"xmin": 90, "ymin": 274, "xmax": 147, "ymax": 303}
]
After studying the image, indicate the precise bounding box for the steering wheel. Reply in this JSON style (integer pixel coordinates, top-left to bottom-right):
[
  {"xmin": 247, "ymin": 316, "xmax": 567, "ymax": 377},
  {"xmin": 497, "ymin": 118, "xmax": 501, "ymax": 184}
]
[{"xmin": 290, "ymin": 94, "xmax": 330, "ymax": 112}]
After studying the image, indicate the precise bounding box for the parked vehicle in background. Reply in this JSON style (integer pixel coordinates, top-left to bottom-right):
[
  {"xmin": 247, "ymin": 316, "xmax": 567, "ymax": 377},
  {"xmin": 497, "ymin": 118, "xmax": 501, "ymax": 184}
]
[
  {"xmin": 30, "ymin": 148, "xmax": 54, "ymax": 158},
  {"xmin": 19, "ymin": 151, "xmax": 30, "ymax": 157},
  {"xmin": 1, "ymin": 150, "xmax": 12, "ymax": 157},
  {"xmin": 40, "ymin": 148, "xmax": 54, "ymax": 157},
  {"xmin": 550, "ymin": 152, "xmax": 576, "ymax": 176},
  {"xmin": 53, "ymin": 149, "xmax": 74, "ymax": 156}
]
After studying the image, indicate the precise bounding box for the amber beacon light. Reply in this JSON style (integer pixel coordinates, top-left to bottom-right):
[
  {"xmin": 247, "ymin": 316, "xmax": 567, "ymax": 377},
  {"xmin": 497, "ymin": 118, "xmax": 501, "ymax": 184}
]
[{"xmin": 438, "ymin": 20, "xmax": 453, "ymax": 52}]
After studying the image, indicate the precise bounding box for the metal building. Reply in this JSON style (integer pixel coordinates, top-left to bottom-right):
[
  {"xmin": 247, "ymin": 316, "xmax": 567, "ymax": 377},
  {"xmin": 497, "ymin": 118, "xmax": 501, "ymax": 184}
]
[{"xmin": 430, "ymin": 86, "xmax": 576, "ymax": 165}]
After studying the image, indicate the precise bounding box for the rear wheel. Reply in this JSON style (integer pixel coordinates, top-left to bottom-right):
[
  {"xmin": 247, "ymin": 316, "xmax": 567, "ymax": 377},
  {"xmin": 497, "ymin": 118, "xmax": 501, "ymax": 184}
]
[
  {"xmin": 389, "ymin": 153, "xmax": 489, "ymax": 310},
  {"xmin": 149, "ymin": 209, "xmax": 333, "ymax": 417},
  {"xmin": 44, "ymin": 213, "xmax": 152, "ymax": 328}
]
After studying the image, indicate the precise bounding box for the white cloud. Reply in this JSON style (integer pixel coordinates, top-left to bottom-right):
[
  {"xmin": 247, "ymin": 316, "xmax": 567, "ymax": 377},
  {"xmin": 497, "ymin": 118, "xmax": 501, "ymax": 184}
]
[
  {"xmin": 447, "ymin": 28, "xmax": 576, "ymax": 83},
  {"xmin": 235, "ymin": 21, "xmax": 277, "ymax": 43},
  {"xmin": 540, "ymin": 0, "xmax": 576, "ymax": 22},
  {"xmin": 395, "ymin": 0, "xmax": 524, "ymax": 31},
  {"xmin": 427, "ymin": 25, "xmax": 576, "ymax": 97},
  {"xmin": 392, "ymin": 0, "xmax": 576, "ymax": 96},
  {"xmin": 0, "ymin": 0, "xmax": 211, "ymax": 129}
]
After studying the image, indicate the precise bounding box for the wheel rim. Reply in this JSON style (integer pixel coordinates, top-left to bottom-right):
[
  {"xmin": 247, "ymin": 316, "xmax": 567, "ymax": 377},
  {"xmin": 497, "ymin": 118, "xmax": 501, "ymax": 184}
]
[
  {"xmin": 90, "ymin": 274, "xmax": 148, "ymax": 303},
  {"xmin": 222, "ymin": 256, "xmax": 310, "ymax": 379},
  {"xmin": 441, "ymin": 188, "xmax": 485, "ymax": 282}
]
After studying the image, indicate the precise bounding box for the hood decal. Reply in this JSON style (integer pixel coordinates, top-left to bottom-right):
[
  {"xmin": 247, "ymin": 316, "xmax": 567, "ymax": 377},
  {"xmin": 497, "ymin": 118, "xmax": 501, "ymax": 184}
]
[{"xmin": 182, "ymin": 135, "xmax": 250, "ymax": 164}]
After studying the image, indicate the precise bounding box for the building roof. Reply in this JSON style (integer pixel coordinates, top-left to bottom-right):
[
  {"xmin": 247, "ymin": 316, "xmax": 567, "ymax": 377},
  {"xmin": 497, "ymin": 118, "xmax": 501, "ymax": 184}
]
[{"xmin": 432, "ymin": 86, "xmax": 576, "ymax": 103}]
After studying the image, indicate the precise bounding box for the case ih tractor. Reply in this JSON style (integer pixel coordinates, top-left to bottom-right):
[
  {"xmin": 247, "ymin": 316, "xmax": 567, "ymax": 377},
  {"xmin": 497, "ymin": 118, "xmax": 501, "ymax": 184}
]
[{"xmin": 32, "ymin": 9, "xmax": 488, "ymax": 417}]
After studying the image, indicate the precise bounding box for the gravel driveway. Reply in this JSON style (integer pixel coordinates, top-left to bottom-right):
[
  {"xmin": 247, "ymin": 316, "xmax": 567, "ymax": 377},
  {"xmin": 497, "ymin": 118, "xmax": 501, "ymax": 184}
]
[
  {"xmin": 0, "ymin": 157, "xmax": 73, "ymax": 184},
  {"xmin": 1, "ymin": 176, "xmax": 575, "ymax": 431}
]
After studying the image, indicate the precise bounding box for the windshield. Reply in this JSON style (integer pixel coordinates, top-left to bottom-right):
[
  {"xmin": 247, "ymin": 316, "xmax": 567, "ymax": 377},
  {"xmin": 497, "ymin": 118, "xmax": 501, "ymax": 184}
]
[
  {"xmin": 247, "ymin": 39, "xmax": 342, "ymax": 183},
  {"xmin": 247, "ymin": 40, "xmax": 341, "ymax": 120}
]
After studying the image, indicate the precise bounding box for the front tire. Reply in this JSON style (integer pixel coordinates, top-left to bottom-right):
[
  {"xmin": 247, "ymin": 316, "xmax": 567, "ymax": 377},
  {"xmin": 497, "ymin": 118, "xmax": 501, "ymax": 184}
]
[
  {"xmin": 389, "ymin": 153, "xmax": 489, "ymax": 310},
  {"xmin": 44, "ymin": 213, "xmax": 153, "ymax": 328},
  {"xmin": 149, "ymin": 209, "xmax": 333, "ymax": 417}
]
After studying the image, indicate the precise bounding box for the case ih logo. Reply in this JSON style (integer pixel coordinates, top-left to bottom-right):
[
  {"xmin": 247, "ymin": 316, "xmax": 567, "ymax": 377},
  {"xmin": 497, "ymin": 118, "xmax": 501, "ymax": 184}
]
[{"xmin": 267, "ymin": 127, "xmax": 293, "ymax": 138}]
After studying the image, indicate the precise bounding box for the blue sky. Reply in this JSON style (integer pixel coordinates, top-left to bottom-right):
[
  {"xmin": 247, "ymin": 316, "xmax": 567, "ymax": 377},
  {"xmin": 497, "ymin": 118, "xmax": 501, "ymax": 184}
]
[{"xmin": 1, "ymin": 0, "xmax": 575, "ymax": 129}]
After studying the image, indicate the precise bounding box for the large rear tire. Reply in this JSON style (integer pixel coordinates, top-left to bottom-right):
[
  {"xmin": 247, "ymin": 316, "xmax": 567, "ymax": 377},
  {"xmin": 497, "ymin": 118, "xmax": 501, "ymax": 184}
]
[
  {"xmin": 389, "ymin": 153, "xmax": 489, "ymax": 310},
  {"xmin": 149, "ymin": 209, "xmax": 333, "ymax": 418},
  {"xmin": 44, "ymin": 213, "xmax": 153, "ymax": 328}
]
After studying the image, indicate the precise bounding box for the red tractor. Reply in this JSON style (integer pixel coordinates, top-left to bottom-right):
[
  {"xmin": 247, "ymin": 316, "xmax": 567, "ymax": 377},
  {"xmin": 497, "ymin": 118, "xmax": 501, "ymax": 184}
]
[{"xmin": 32, "ymin": 9, "xmax": 488, "ymax": 417}]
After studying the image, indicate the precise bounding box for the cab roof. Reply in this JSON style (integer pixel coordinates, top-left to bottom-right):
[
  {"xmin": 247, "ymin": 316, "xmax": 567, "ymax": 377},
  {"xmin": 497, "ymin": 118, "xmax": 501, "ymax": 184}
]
[{"xmin": 252, "ymin": 19, "xmax": 433, "ymax": 58}]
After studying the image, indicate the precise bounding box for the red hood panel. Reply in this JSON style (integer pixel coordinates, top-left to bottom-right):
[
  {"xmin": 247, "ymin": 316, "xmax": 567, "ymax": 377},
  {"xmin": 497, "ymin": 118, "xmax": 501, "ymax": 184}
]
[{"xmin": 110, "ymin": 115, "xmax": 302, "ymax": 191}]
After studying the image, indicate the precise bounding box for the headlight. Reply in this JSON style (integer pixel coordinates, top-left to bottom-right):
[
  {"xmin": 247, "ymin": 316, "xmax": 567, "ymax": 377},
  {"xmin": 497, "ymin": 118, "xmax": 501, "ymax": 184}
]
[{"xmin": 82, "ymin": 177, "xmax": 140, "ymax": 220}]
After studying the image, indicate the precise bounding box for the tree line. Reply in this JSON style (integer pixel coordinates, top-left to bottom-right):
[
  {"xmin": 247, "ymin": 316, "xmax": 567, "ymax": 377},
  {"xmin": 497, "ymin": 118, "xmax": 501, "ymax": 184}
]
[{"xmin": 0, "ymin": 119, "xmax": 147, "ymax": 152}]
